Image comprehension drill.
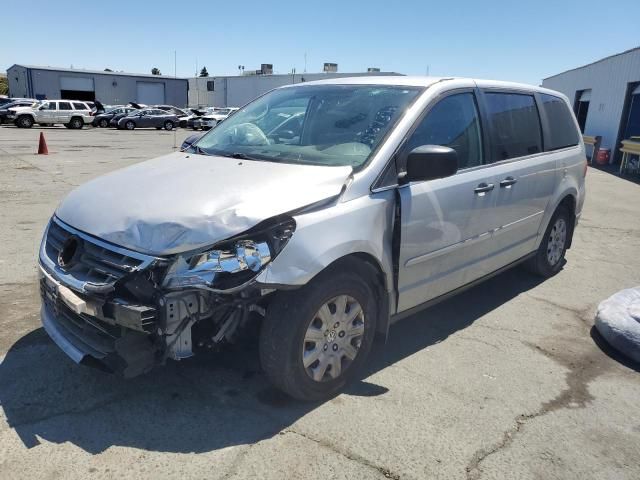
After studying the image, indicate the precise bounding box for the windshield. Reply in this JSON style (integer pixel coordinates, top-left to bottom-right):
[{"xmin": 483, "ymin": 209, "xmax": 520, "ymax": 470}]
[{"xmin": 192, "ymin": 85, "xmax": 422, "ymax": 168}]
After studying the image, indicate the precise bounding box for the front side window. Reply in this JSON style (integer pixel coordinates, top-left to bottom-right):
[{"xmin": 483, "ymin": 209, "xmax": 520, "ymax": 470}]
[
  {"xmin": 404, "ymin": 92, "xmax": 483, "ymax": 170},
  {"xmin": 58, "ymin": 102, "xmax": 72, "ymax": 110},
  {"xmin": 540, "ymin": 94, "xmax": 579, "ymax": 150},
  {"xmin": 485, "ymin": 92, "xmax": 542, "ymax": 161},
  {"xmin": 192, "ymin": 85, "xmax": 422, "ymax": 168},
  {"xmin": 41, "ymin": 102, "xmax": 56, "ymax": 110}
]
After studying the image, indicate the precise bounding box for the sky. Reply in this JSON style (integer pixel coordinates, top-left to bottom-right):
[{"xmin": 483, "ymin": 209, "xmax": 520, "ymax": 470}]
[{"xmin": 2, "ymin": 0, "xmax": 639, "ymax": 85}]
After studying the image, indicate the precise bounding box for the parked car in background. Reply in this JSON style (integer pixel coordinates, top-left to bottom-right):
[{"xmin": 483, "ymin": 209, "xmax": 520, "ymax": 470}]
[
  {"xmin": 0, "ymin": 97, "xmax": 37, "ymax": 108},
  {"xmin": 37, "ymin": 77, "xmax": 585, "ymax": 400},
  {"xmin": 93, "ymin": 106, "xmax": 138, "ymax": 128},
  {"xmin": 194, "ymin": 107, "xmax": 239, "ymax": 130},
  {"xmin": 154, "ymin": 105, "xmax": 190, "ymax": 127},
  {"xmin": 10, "ymin": 100, "xmax": 93, "ymax": 128},
  {"xmin": 116, "ymin": 108, "xmax": 179, "ymax": 130},
  {"xmin": 0, "ymin": 99, "xmax": 38, "ymax": 124},
  {"xmin": 185, "ymin": 108, "xmax": 207, "ymax": 129}
]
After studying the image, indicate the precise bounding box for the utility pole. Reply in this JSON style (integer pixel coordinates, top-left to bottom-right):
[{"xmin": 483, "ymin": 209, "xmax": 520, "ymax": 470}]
[{"xmin": 173, "ymin": 50, "xmax": 177, "ymax": 149}]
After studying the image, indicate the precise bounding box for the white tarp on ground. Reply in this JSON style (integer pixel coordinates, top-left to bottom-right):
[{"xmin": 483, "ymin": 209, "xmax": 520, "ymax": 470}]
[{"xmin": 595, "ymin": 287, "xmax": 640, "ymax": 362}]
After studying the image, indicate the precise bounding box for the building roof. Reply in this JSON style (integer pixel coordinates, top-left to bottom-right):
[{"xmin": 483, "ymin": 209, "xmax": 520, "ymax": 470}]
[
  {"xmin": 188, "ymin": 71, "xmax": 403, "ymax": 80},
  {"xmin": 543, "ymin": 46, "xmax": 640, "ymax": 80},
  {"xmin": 8, "ymin": 64, "xmax": 187, "ymax": 80}
]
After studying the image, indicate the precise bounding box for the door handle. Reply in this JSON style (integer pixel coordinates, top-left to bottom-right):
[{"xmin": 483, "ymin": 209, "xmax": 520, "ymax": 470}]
[
  {"xmin": 474, "ymin": 182, "xmax": 495, "ymax": 195},
  {"xmin": 499, "ymin": 176, "xmax": 518, "ymax": 188}
]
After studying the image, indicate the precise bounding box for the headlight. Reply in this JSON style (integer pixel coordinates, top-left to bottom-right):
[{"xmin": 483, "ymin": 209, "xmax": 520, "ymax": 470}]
[{"xmin": 163, "ymin": 216, "xmax": 295, "ymax": 290}]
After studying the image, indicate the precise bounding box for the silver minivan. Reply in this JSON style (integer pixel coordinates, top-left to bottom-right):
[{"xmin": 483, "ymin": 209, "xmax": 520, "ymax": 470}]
[{"xmin": 38, "ymin": 77, "xmax": 586, "ymax": 400}]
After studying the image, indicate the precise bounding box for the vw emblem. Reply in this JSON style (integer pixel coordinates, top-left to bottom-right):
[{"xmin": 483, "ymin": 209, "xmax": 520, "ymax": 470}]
[{"xmin": 58, "ymin": 236, "xmax": 80, "ymax": 269}]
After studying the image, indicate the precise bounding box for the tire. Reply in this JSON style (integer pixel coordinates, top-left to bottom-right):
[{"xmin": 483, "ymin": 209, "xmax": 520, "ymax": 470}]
[
  {"xmin": 69, "ymin": 117, "xmax": 83, "ymax": 129},
  {"xmin": 164, "ymin": 120, "xmax": 174, "ymax": 131},
  {"xmin": 64, "ymin": 123, "xmax": 71, "ymax": 129},
  {"xmin": 260, "ymin": 265, "xmax": 377, "ymax": 401},
  {"xmin": 99, "ymin": 118, "xmax": 109, "ymax": 128},
  {"xmin": 17, "ymin": 115, "xmax": 33, "ymax": 128},
  {"xmin": 125, "ymin": 120, "xmax": 135, "ymax": 130},
  {"xmin": 526, "ymin": 205, "xmax": 571, "ymax": 277}
]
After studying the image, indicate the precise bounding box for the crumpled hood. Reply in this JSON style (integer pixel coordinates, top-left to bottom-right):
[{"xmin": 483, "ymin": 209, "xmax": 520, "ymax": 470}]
[{"xmin": 56, "ymin": 152, "xmax": 351, "ymax": 255}]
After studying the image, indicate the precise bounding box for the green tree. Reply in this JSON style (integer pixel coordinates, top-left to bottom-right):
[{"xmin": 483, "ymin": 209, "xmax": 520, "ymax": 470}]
[
  {"xmin": 199, "ymin": 66, "xmax": 209, "ymax": 77},
  {"xmin": 151, "ymin": 67, "xmax": 161, "ymax": 75},
  {"xmin": 0, "ymin": 76, "xmax": 8, "ymax": 96},
  {"xmin": 104, "ymin": 68, "xmax": 113, "ymax": 72}
]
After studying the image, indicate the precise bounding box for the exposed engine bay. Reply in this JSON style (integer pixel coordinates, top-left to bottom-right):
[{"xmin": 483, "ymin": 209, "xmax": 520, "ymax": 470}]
[{"xmin": 39, "ymin": 215, "xmax": 296, "ymax": 378}]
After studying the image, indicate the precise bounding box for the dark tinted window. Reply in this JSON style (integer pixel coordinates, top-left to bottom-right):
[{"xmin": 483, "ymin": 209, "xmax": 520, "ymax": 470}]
[
  {"xmin": 540, "ymin": 94, "xmax": 579, "ymax": 150},
  {"xmin": 405, "ymin": 92, "xmax": 483, "ymax": 169},
  {"xmin": 485, "ymin": 93, "xmax": 542, "ymax": 160},
  {"xmin": 58, "ymin": 102, "xmax": 72, "ymax": 110},
  {"xmin": 72, "ymin": 102, "xmax": 86, "ymax": 110}
]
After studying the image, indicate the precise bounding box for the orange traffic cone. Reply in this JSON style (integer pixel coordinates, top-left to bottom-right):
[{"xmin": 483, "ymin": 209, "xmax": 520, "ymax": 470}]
[{"xmin": 37, "ymin": 132, "xmax": 49, "ymax": 155}]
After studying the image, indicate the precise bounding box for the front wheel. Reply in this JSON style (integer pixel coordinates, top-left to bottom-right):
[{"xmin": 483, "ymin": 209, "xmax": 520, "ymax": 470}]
[
  {"xmin": 526, "ymin": 206, "xmax": 571, "ymax": 277},
  {"xmin": 260, "ymin": 268, "xmax": 377, "ymax": 401},
  {"xmin": 125, "ymin": 120, "xmax": 135, "ymax": 130},
  {"xmin": 17, "ymin": 115, "xmax": 34, "ymax": 128}
]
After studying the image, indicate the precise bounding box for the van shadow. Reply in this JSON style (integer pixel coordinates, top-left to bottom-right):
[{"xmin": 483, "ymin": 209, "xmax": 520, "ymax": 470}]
[{"xmin": 0, "ymin": 267, "xmax": 543, "ymax": 454}]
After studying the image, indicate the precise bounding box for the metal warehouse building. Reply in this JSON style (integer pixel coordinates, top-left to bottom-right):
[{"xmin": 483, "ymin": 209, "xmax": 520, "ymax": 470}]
[
  {"xmin": 188, "ymin": 71, "xmax": 401, "ymax": 108},
  {"xmin": 542, "ymin": 47, "xmax": 640, "ymax": 164},
  {"xmin": 7, "ymin": 64, "xmax": 188, "ymax": 107}
]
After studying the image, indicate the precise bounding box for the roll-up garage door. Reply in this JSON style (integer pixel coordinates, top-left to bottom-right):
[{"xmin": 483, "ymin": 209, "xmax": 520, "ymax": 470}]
[
  {"xmin": 60, "ymin": 76, "xmax": 94, "ymax": 91},
  {"xmin": 60, "ymin": 76, "xmax": 95, "ymax": 101},
  {"xmin": 137, "ymin": 82, "xmax": 165, "ymax": 105}
]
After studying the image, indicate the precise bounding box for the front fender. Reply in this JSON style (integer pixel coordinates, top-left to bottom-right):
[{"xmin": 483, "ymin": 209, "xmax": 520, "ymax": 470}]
[{"xmin": 256, "ymin": 191, "xmax": 395, "ymax": 293}]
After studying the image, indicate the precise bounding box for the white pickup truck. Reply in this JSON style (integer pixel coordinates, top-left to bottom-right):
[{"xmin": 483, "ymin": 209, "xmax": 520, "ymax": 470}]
[{"xmin": 9, "ymin": 100, "xmax": 94, "ymax": 129}]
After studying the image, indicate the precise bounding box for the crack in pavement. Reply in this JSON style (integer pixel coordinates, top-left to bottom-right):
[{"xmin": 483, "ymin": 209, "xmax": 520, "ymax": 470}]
[
  {"xmin": 464, "ymin": 312, "xmax": 610, "ymax": 480},
  {"xmin": 524, "ymin": 294, "xmax": 595, "ymax": 325},
  {"xmin": 283, "ymin": 429, "xmax": 404, "ymax": 479}
]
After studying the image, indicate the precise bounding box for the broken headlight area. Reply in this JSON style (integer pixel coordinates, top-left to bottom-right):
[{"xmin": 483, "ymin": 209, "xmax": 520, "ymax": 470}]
[{"xmin": 162, "ymin": 215, "xmax": 295, "ymax": 291}]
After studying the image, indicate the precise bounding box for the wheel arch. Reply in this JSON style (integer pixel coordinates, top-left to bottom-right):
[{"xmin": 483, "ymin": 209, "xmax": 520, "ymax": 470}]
[{"xmin": 537, "ymin": 189, "xmax": 578, "ymax": 250}]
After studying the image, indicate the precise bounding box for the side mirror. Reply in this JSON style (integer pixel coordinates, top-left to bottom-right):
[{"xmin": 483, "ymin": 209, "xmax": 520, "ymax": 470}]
[{"xmin": 400, "ymin": 145, "xmax": 458, "ymax": 184}]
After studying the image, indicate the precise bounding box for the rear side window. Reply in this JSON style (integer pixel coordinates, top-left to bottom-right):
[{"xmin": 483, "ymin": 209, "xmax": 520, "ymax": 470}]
[
  {"xmin": 539, "ymin": 94, "xmax": 580, "ymax": 150},
  {"xmin": 72, "ymin": 102, "xmax": 86, "ymax": 110},
  {"xmin": 405, "ymin": 92, "xmax": 483, "ymax": 170},
  {"xmin": 485, "ymin": 92, "xmax": 542, "ymax": 161},
  {"xmin": 58, "ymin": 102, "xmax": 72, "ymax": 110}
]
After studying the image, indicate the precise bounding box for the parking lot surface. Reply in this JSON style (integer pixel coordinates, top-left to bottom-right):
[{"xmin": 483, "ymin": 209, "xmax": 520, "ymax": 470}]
[{"xmin": 0, "ymin": 125, "xmax": 639, "ymax": 479}]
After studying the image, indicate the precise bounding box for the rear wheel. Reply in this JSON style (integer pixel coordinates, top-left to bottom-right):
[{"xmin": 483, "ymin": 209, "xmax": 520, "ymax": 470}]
[
  {"xmin": 526, "ymin": 206, "xmax": 571, "ymax": 277},
  {"xmin": 125, "ymin": 120, "xmax": 135, "ymax": 130},
  {"xmin": 17, "ymin": 115, "xmax": 33, "ymax": 128},
  {"xmin": 99, "ymin": 118, "xmax": 109, "ymax": 128},
  {"xmin": 260, "ymin": 267, "xmax": 377, "ymax": 401},
  {"xmin": 164, "ymin": 120, "xmax": 174, "ymax": 131},
  {"xmin": 69, "ymin": 117, "xmax": 83, "ymax": 129}
]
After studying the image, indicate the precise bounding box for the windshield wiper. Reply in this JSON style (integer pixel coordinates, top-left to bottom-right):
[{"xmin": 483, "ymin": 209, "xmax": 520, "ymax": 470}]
[
  {"xmin": 217, "ymin": 151, "xmax": 261, "ymax": 160},
  {"xmin": 194, "ymin": 145, "xmax": 210, "ymax": 155}
]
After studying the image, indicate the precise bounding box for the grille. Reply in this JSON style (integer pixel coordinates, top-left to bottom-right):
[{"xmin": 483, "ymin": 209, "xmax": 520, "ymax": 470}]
[{"xmin": 43, "ymin": 218, "xmax": 151, "ymax": 291}]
